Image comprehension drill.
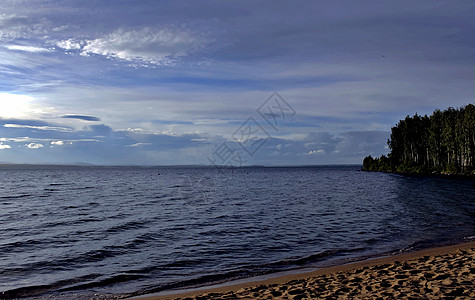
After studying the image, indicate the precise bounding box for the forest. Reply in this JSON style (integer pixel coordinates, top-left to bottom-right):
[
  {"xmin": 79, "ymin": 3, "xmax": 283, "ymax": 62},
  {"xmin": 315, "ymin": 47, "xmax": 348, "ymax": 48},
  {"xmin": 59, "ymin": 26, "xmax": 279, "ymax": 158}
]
[{"xmin": 363, "ymin": 104, "xmax": 475, "ymax": 175}]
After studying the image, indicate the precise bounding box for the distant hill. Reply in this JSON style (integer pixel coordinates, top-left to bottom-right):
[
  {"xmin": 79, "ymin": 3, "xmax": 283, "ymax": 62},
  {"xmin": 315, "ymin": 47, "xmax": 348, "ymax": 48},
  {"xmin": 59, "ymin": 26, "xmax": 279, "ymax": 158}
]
[{"xmin": 363, "ymin": 104, "xmax": 475, "ymax": 175}]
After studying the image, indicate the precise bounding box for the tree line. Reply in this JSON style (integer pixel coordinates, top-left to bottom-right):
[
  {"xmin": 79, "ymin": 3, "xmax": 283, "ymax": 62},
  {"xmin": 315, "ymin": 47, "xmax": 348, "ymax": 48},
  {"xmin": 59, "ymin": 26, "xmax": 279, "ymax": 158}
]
[{"xmin": 363, "ymin": 104, "xmax": 475, "ymax": 175}]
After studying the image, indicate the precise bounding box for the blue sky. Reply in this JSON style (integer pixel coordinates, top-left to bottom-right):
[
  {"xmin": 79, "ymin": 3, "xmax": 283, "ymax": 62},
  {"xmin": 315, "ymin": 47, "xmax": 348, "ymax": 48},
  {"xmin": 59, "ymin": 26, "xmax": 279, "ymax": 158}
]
[{"xmin": 0, "ymin": 0, "xmax": 474, "ymax": 165}]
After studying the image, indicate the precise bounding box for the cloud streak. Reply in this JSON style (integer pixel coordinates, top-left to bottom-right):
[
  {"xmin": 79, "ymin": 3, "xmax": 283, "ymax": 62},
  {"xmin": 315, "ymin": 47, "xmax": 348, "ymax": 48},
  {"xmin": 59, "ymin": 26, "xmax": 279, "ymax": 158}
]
[
  {"xmin": 56, "ymin": 26, "xmax": 213, "ymax": 66},
  {"xmin": 4, "ymin": 123, "xmax": 73, "ymax": 132},
  {"xmin": 5, "ymin": 44, "xmax": 52, "ymax": 53},
  {"xmin": 60, "ymin": 115, "xmax": 101, "ymax": 121}
]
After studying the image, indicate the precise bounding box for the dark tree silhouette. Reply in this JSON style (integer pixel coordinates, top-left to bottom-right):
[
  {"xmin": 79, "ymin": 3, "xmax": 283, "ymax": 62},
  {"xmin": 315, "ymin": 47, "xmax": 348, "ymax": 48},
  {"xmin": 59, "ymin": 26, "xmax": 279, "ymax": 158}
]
[{"xmin": 363, "ymin": 104, "xmax": 475, "ymax": 175}]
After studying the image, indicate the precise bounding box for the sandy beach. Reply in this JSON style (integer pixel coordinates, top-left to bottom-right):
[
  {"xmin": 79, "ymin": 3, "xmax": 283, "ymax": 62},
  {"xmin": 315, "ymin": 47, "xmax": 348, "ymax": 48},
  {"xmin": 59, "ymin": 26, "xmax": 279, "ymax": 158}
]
[{"xmin": 134, "ymin": 241, "xmax": 475, "ymax": 299}]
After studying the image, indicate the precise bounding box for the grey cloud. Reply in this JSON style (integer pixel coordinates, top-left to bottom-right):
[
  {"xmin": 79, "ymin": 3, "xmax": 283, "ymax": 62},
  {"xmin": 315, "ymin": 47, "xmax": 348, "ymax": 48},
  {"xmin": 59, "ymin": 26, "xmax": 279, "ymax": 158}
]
[
  {"xmin": 61, "ymin": 115, "xmax": 101, "ymax": 121},
  {"xmin": 0, "ymin": 114, "xmax": 391, "ymax": 165},
  {"xmin": 86, "ymin": 124, "xmax": 113, "ymax": 136},
  {"xmin": 0, "ymin": 14, "xmax": 28, "ymax": 27},
  {"xmin": 0, "ymin": 117, "xmax": 218, "ymax": 164},
  {"xmin": 218, "ymin": 130, "xmax": 389, "ymax": 166},
  {"xmin": 229, "ymin": 130, "xmax": 390, "ymax": 165},
  {"xmin": 337, "ymin": 131, "xmax": 390, "ymax": 158}
]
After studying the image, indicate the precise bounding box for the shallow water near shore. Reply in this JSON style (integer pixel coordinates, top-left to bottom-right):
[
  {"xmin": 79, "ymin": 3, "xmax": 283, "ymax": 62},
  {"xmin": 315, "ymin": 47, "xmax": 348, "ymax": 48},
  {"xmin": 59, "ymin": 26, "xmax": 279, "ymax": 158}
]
[{"xmin": 0, "ymin": 165, "xmax": 474, "ymax": 298}]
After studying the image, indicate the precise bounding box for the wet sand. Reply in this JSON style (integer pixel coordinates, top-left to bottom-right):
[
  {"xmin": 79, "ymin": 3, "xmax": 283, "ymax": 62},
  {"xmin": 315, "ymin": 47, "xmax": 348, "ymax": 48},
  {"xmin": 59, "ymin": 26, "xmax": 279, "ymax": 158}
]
[{"xmin": 133, "ymin": 241, "xmax": 475, "ymax": 299}]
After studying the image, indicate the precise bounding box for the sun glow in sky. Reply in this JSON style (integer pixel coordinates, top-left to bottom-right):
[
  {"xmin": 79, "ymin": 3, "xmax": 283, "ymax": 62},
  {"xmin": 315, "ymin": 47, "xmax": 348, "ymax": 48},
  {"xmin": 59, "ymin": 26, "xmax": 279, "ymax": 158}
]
[
  {"xmin": 0, "ymin": 93, "xmax": 36, "ymax": 119},
  {"xmin": 0, "ymin": 1, "xmax": 474, "ymax": 165}
]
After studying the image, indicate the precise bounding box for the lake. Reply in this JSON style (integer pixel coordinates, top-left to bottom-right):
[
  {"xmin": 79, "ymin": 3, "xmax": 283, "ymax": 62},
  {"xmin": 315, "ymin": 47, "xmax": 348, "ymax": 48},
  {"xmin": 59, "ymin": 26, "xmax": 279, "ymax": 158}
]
[{"xmin": 0, "ymin": 165, "xmax": 473, "ymax": 298}]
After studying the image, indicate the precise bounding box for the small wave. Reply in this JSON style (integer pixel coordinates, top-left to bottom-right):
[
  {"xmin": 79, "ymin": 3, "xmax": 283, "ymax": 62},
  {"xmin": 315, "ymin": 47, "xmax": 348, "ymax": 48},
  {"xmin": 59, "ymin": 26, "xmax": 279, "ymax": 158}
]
[
  {"xmin": 238, "ymin": 249, "xmax": 345, "ymax": 271},
  {"xmin": 75, "ymin": 186, "xmax": 94, "ymax": 190},
  {"xmin": 58, "ymin": 273, "xmax": 148, "ymax": 292},
  {"xmin": 154, "ymin": 194, "xmax": 168, "ymax": 199},
  {"xmin": 127, "ymin": 232, "xmax": 161, "ymax": 245},
  {"xmin": 0, "ymin": 238, "xmax": 42, "ymax": 253},
  {"xmin": 105, "ymin": 220, "xmax": 150, "ymax": 233},
  {"xmin": 0, "ymin": 248, "xmax": 122, "ymax": 277},
  {"xmin": 160, "ymin": 258, "xmax": 207, "ymax": 269},
  {"xmin": 76, "ymin": 247, "xmax": 126, "ymax": 264},
  {"xmin": 284, "ymin": 250, "xmax": 342, "ymax": 266},
  {"xmin": 78, "ymin": 217, "xmax": 104, "ymax": 223},
  {"xmin": 0, "ymin": 273, "xmax": 102, "ymax": 298},
  {"xmin": 0, "ymin": 194, "xmax": 31, "ymax": 199},
  {"xmin": 464, "ymin": 235, "xmax": 475, "ymax": 241},
  {"xmin": 132, "ymin": 270, "xmax": 263, "ymax": 296},
  {"xmin": 132, "ymin": 249, "xmax": 354, "ymax": 297},
  {"xmin": 1, "ymin": 283, "xmax": 55, "ymax": 298},
  {"xmin": 35, "ymin": 216, "xmax": 105, "ymax": 230},
  {"xmin": 363, "ymin": 237, "xmax": 379, "ymax": 245}
]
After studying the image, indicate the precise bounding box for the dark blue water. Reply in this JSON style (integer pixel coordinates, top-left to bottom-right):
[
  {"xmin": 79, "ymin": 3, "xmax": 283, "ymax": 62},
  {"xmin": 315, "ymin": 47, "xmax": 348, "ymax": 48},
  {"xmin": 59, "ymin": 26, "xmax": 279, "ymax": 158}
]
[{"xmin": 0, "ymin": 166, "xmax": 474, "ymax": 298}]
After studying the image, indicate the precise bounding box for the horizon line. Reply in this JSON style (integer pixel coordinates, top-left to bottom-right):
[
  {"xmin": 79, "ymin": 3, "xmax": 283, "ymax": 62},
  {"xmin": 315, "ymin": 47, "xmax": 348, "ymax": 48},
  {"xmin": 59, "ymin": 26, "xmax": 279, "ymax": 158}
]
[{"xmin": 0, "ymin": 163, "xmax": 363, "ymax": 168}]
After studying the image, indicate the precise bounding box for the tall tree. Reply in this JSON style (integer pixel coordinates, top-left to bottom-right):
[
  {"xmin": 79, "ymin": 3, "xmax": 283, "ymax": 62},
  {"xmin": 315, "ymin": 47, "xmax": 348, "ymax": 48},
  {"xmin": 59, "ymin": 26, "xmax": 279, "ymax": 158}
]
[{"xmin": 363, "ymin": 104, "xmax": 474, "ymax": 174}]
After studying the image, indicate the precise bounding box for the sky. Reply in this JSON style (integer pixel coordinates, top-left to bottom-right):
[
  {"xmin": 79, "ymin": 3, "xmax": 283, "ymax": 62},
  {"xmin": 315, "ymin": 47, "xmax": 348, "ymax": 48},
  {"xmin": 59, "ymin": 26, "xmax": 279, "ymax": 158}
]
[{"xmin": 0, "ymin": 0, "xmax": 474, "ymax": 165}]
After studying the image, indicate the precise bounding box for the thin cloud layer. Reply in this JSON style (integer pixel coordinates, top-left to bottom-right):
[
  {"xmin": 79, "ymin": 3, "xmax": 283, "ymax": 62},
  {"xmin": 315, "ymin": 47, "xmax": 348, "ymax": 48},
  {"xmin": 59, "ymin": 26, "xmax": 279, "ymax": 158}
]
[
  {"xmin": 56, "ymin": 26, "xmax": 214, "ymax": 66},
  {"xmin": 0, "ymin": 13, "xmax": 44, "ymax": 41}
]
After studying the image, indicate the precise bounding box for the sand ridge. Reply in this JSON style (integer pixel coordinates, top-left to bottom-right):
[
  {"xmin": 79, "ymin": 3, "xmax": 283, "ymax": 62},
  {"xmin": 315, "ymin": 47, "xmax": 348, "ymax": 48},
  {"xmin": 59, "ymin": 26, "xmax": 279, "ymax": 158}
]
[{"xmin": 139, "ymin": 242, "xmax": 474, "ymax": 299}]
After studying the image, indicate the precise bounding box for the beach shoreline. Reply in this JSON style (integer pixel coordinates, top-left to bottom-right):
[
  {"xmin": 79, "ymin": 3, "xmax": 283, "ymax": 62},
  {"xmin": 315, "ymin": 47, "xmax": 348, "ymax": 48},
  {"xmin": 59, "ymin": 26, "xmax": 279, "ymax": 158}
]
[{"xmin": 130, "ymin": 240, "xmax": 475, "ymax": 299}]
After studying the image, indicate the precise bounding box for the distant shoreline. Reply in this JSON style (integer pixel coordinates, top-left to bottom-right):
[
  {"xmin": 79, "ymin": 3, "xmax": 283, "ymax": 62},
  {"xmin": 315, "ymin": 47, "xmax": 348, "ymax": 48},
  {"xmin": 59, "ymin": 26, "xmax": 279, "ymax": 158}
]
[{"xmin": 361, "ymin": 169, "xmax": 475, "ymax": 179}]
